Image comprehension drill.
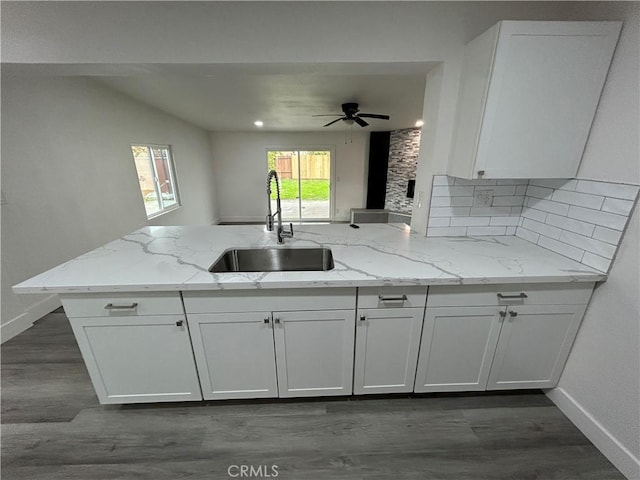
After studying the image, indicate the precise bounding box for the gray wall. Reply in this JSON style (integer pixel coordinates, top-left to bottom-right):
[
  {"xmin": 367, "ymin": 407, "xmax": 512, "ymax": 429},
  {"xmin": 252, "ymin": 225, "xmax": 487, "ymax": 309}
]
[
  {"xmin": 1, "ymin": 75, "xmax": 219, "ymax": 336},
  {"xmin": 385, "ymin": 128, "xmax": 421, "ymax": 214}
]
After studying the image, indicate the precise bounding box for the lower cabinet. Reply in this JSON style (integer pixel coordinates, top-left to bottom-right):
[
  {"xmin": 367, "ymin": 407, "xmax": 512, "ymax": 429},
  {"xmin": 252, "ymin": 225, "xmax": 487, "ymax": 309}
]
[
  {"xmin": 354, "ymin": 307, "xmax": 424, "ymax": 394},
  {"xmin": 274, "ymin": 310, "xmax": 355, "ymax": 398},
  {"xmin": 188, "ymin": 312, "xmax": 278, "ymax": 400},
  {"xmin": 486, "ymin": 304, "xmax": 587, "ymax": 390},
  {"xmin": 416, "ymin": 284, "xmax": 594, "ymax": 392},
  {"xmin": 414, "ymin": 306, "xmax": 503, "ymax": 392},
  {"xmin": 70, "ymin": 315, "xmax": 203, "ymax": 404}
]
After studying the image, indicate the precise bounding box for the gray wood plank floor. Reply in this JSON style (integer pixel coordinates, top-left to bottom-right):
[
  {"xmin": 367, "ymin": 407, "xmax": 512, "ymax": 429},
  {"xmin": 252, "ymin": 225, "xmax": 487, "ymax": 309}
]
[{"xmin": 2, "ymin": 309, "xmax": 625, "ymax": 480}]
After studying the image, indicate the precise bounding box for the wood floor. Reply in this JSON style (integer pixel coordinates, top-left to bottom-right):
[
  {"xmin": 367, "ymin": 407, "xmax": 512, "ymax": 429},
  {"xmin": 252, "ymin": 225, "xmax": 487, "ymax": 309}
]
[{"xmin": 2, "ymin": 310, "xmax": 625, "ymax": 480}]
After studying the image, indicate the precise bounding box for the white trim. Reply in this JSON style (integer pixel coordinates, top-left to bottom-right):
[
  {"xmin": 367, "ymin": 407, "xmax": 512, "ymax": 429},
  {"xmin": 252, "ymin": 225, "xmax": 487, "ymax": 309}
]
[
  {"xmin": 1, "ymin": 294, "xmax": 61, "ymax": 343},
  {"xmin": 546, "ymin": 387, "xmax": 639, "ymax": 480}
]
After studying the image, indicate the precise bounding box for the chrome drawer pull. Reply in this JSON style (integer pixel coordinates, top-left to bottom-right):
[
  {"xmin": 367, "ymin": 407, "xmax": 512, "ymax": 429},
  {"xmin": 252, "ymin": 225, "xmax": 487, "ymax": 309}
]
[
  {"xmin": 378, "ymin": 294, "xmax": 407, "ymax": 302},
  {"xmin": 497, "ymin": 293, "xmax": 528, "ymax": 300},
  {"xmin": 104, "ymin": 302, "xmax": 138, "ymax": 310}
]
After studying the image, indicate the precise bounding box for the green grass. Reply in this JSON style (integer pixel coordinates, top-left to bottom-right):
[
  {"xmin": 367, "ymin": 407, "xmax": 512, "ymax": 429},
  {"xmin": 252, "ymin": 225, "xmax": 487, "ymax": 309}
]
[{"xmin": 271, "ymin": 179, "xmax": 329, "ymax": 201}]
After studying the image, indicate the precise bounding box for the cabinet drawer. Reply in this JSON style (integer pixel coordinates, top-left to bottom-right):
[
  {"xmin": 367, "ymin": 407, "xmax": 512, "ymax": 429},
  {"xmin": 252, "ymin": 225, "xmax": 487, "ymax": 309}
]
[
  {"xmin": 358, "ymin": 286, "xmax": 427, "ymax": 309},
  {"xmin": 427, "ymin": 283, "xmax": 594, "ymax": 307},
  {"xmin": 61, "ymin": 292, "xmax": 183, "ymax": 318},
  {"xmin": 183, "ymin": 288, "xmax": 356, "ymax": 314}
]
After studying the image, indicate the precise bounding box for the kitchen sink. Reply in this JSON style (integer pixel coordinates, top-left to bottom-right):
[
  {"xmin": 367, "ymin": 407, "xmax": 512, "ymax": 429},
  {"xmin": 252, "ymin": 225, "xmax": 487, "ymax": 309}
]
[{"xmin": 209, "ymin": 247, "xmax": 334, "ymax": 272}]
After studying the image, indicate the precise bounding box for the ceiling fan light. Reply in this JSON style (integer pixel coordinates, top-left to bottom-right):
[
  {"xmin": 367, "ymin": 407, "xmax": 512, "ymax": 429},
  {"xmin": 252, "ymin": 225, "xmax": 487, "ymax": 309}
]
[{"xmin": 344, "ymin": 118, "xmax": 355, "ymax": 125}]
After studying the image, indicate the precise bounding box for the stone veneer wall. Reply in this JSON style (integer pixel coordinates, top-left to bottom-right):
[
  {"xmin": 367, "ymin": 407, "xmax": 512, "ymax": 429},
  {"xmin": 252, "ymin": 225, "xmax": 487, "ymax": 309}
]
[
  {"xmin": 427, "ymin": 175, "xmax": 639, "ymax": 273},
  {"xmin": 384, "ymin": 128, "xmax": 421, "ymax": 213}
]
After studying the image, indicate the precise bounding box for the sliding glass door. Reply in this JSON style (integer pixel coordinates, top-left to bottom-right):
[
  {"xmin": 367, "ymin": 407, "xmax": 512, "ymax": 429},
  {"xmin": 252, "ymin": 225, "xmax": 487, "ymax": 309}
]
[{"xmin": 267, "ymin": 149, "xmax": 332, "ymax": 221}]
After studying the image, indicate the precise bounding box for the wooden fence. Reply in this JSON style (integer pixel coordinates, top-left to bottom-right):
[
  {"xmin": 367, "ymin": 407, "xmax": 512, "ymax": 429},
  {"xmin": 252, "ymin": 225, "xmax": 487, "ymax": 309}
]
[{"xmin": 275, "ymin": 153, "xmax": 330, "ymax": 180}]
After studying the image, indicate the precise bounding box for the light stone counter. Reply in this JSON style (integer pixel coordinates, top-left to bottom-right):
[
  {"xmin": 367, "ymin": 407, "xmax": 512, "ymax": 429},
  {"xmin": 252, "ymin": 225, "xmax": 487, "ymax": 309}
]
[{"xmin": 13, "ymin": 223, "xmax": 605, "ymax": 294}]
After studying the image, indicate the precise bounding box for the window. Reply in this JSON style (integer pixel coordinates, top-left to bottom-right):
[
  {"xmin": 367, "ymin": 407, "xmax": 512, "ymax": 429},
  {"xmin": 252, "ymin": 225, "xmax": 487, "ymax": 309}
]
[
  {"xmin": 266, "ymin": 148, "xmax": 333, "ymax": 221},
  {"xmin": 131, "ymin": 145, "xmax": 180, "ymax": 218}
]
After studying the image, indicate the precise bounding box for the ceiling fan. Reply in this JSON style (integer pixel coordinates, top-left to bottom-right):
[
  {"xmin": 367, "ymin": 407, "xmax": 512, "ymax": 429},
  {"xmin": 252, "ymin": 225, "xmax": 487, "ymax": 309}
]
[{"xmin": 313, "ymin": 102, "xmax": 390, "ymax": 127}]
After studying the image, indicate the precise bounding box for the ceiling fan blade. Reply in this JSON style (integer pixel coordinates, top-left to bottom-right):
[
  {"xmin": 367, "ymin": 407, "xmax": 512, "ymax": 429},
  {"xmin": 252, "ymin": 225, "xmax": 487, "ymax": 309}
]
[
  {"xmin": 354, "ymin": 117, "xmax": 369, "ymax": 127},
  {"xmin": 323, "ymin": 118, "xmax": 344, "ymax": 127},
  {"xmin": 312, "ymin": 114, "xmax": 343, "ymax": 117},
  {"xmin": 358, "ymin": 113, "xmax": 390, "ymax": 120}
]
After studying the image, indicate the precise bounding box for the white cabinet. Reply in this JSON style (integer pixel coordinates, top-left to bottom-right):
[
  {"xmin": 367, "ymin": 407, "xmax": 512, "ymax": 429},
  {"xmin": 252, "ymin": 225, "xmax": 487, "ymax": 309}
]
[
  {"xmin": 416, "ymin": 283, "xmax": 594, "ymax": 392},
  {"xmin": 414, "ymin": 306, "xmax": 502, "ymax": 392},
  {"xmin": 188, "ymin": 312, "xmax": 278, "ymax": 400},
  {"xmin": 354, "ymin": 307, "xmax": 424, "ymax": 394},
  {"xmin": 448, "ymin": 21, "xmax": 621, "ymax": 179},
  {"xmin": 274, "ymin": 310, "xmax": 355, "ymax": 398},
  {"xmin": 487, "ymin": 304, "xmax": 587, "ymax": 390},
  {"xmin": 182, "ymin": 288, "xmax": 357, "ymax": 400},
  {"xmin": 61, "ymin": 293, "xmax": 202, "ymax": 404}
]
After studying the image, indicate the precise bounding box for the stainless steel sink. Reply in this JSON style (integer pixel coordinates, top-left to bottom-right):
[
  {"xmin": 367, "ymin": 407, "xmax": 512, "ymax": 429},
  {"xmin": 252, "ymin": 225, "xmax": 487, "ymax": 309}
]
[{"xmin": 209, "ymin": 247, "xmax": 334, "ymax": 272}]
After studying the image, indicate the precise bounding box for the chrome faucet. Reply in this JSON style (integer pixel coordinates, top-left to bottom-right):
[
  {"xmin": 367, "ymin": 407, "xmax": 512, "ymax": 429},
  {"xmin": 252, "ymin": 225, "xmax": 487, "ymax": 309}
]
[{"xmin": 266, "ymin": 170, "xmax": 294, "ymax": 244}]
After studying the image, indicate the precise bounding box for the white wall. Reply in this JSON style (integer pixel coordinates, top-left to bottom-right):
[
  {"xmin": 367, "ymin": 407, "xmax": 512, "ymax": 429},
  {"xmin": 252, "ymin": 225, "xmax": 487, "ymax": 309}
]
[
  {"xmin": 1, "ymin": 75, "xmax": 218, "ymax": 337},
  {"xmin": 210, "ymin": 131, "xmax": 367, "ymax": 223},
  {"xmin": 546, "ymin": 4, "xmax": 640, "ymax": 479}
]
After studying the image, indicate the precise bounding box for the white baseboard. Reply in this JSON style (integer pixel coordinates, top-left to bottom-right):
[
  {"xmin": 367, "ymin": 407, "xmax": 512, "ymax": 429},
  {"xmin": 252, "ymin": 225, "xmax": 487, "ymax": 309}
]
[
  {"xmin": 1, "ymin": 294, "xmax": 61, "ymax": 343},
  {"xmin": 218, "ymin": 216, "xmax": 265, "ymax": 224},
  {"xmin": 546, "ymin": 387, "xmax": 640, "ymax": 480}
]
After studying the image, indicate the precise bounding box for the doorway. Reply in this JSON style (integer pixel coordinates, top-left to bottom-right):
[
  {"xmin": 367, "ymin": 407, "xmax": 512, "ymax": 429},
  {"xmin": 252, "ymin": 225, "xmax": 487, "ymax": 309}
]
[{"xmin": 266, "ymin": 148, "xmax": 334, "ymax": 221}]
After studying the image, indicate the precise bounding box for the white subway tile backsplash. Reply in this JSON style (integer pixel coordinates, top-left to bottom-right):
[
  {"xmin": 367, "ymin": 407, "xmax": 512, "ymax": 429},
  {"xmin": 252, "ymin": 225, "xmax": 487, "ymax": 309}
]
[
  {"xmin": 430, "ymin": 196, "xmax": 475, "ymax": 207},
  {"xmin": 522, "ymin": 218, "xmax": 562, "ymax": 240},
  {"xmin": 515, "ymin": 227, "xmax": 540, "ymax": 244},
  {"xmin": 468, "ymin": 226, "xmax": 508, "ymax": 236},
  {"xmin": 450, "ymin": 217, "xmax": 490, "ymax": 227},
  {"xmin": 521, "ymin": 208, "xmax": 548, "ymax": 223},
  {"xmin": 592, "ymin": 226, "xmax": 622, "ymax": 245},
  {"xmin": 427, "ymin": 227, "xmax": 468, "ymax": 237},
  {"xmin": 428, "ymin": 217, "xmax": 450, "ymax": 228},
  {"xmin": 559, "ymin": 231, "xmax": 616, "ymax": 259},
  {"xmin": 529, "ymin": 179, "xmax": 576, "ymax": 190},
  {"xmin": 428, "ymin": 175, "xmax": 636, "ymax": 275},
  {"xmin": 601, "ymin": 197, "xmax": 634, "ymax": 216},
  {"xmin": 470, "ymin": 206, "xmax": 513, "ymax": 217},
  {"xmin": 581, "ymin": 252, "xmax": 610, "ymax": 272},
  {"xmin": 430, "ymin": 207, "xmax": 471, "ymax": 217},
  {"xmin": 490, "ymin": 216, "xmax": 521, "ymax": 226},
  {"xmin": 575, "ymin": 180, "xmax": 639, "ymax": 200},
  {"xmin": 550, "ymin": 189, "xmax": 604, "ymax": 210},
  {"xmin": 526, "ymin": 197, "xmax": 570, "ymax": 215},
  {"xmin": 432, "ymin": 186, "xmax": 475, "ymax": 197},
  {"xmin": 526, "ymin": 185, "xmax": 554, "ymax": 199},
  {"xmin": 476, "ymin": 185, "xmax": 517, "ymax": 196},
  {"xmin": 567, "ymin": 205, "xmax": 627, "ymax": 231},
  {"xmin": 545, "ymin": 213, "xmax": 595, "ymax": 237},
  {"xmin": 492, "ymin": 196, "xmax": 525, "ymax": 207},
  {"xmin": 537, "ymin": 236, "xmax": 585, "ymax": 262}
]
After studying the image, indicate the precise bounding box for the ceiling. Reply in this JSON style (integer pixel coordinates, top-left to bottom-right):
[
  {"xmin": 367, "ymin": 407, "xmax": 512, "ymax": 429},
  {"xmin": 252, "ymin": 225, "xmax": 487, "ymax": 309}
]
[{"xmin": 8, "ymin": 63, "xmax": 431, "ymax": 132}]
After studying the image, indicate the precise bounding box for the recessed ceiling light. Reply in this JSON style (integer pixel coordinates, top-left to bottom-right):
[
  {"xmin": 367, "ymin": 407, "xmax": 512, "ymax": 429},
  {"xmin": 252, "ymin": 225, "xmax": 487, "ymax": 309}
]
[
  {"xmin": 415, "ymin": 120, "xmax": 424, "ymax": 127},
  {"xmin": 254, "ymin": 120, "xmax": 264, "ymax": 127}
]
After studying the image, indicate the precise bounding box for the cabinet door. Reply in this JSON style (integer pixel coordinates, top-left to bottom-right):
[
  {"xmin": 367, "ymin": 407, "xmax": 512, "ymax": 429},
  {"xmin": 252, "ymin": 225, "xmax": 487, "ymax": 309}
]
[
  {"xmin": 70, "ymin": 315, "xmax": 202, "ymax": 404},
  {"xmin": 354, "ymin": 307, "xmax": 424, "ymax": 394},
  {"xmin": 476, "ymin": 22, "xmax": 620, "ymax": 178},
  {"xmin": 414, "ymin": 307, "xmax": 503, "ymax": 392},
  {"xmin": 487, "ymin": 304, "xmax": 586, "ymax": 390},
  {"xmin": 188, "ymin": 312, "xmax": 278, "ymax": 400},
  {"xmin": 273, "ymin": 310, "xmax": 355, "ymax": 398}
]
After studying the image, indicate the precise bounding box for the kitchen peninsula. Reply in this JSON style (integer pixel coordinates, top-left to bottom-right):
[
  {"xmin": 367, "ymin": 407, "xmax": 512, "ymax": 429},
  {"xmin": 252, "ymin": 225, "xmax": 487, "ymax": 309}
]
[{"xmin": 13, "ymin": 224, "xmax": 604, "ymax": 404}]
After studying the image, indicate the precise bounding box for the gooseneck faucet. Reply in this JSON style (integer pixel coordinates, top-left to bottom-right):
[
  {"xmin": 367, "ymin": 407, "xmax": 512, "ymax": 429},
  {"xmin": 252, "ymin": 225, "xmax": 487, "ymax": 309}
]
[{"xmin": 266, "ymin": 170, "xmax": 294, "ymax": 244}]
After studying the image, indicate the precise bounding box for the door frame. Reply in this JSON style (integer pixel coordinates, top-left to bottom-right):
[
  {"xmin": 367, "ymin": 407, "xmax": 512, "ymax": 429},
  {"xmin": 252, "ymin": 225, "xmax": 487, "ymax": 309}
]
[{"xmin": 265, "ymin": 145, "xmax": 336, "ymax": 221}]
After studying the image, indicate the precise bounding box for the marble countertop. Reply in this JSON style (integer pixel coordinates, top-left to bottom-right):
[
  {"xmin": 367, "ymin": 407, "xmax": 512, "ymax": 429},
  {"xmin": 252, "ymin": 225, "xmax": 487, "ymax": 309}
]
[{"xmin": 13, "ymin": 224, "xmax": 605, "ymax": 294}]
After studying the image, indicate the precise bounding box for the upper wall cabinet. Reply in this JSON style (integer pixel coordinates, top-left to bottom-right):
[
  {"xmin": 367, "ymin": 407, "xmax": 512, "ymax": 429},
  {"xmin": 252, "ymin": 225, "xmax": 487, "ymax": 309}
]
[{"xmin": 447, "ymin": 21, "xmax": 621, "ymax": 179}]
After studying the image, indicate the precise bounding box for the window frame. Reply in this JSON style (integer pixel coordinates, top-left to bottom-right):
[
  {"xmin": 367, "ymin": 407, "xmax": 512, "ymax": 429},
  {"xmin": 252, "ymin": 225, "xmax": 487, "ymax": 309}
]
[{"xmin": 131, "ymin": 144, "xmax": 182, "ymax": 219}]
